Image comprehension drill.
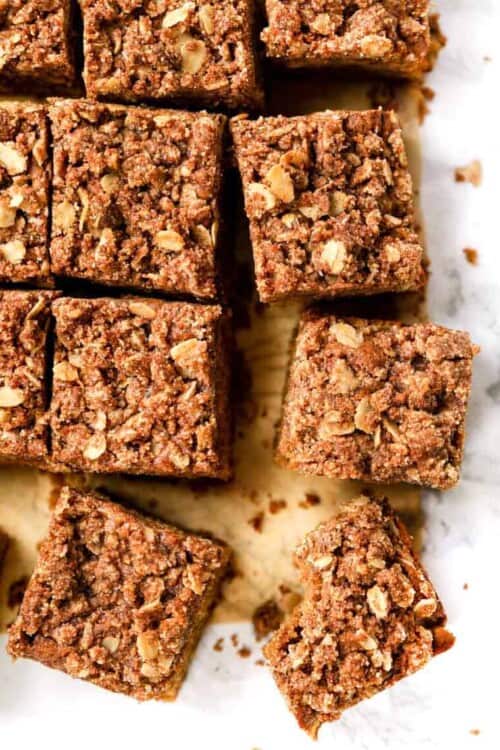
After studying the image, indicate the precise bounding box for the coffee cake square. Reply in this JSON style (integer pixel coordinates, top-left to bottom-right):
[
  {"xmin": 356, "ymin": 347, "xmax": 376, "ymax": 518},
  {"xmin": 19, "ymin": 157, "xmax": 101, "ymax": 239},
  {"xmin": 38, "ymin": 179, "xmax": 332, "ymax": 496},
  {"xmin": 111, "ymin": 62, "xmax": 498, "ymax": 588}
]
[
  {"xmin": 0, "ymin": 1, "xmax": 74, "ymax": 91},
  {"xmin": 80, "ymin": 0, "xmax": 263, "ymax": 108},
  {"xmin": 261, "ymin": 0, "xmax": 430, "ymax": 77},
  {"xmin": 8, "ymin": 486, "xmax": 231, "ymax": 700},
  {"xmin": 50, "ymin": 296, "xmax": 232, "ymax": 479},
  {"xmin": 0, "ymin": 102, "xmax": 51, "ymax": 284},
  {"xmin": 264, "ymin": 495, "xmax": 454, "ymax": 737},
  {"xmin": 231, "ymin": 110, "xmax": 425, "ymax": 303},
  {"xmin": 49, "ymin": 100, "xmax": 226, "ymax": 300},
  {"xmin": 0, "ymin": 290, "xmax": 55, "ymax": 467},
  {"xmin": 276, "ymin": 310, "xmax": 477, "ymax": 489}
]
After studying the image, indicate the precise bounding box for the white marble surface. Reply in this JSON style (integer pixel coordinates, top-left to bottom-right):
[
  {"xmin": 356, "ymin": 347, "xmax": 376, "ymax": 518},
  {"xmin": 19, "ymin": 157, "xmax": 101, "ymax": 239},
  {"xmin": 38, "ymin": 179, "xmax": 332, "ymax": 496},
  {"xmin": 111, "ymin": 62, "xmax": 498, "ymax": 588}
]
[{"xmin": 1, "ymin": 2, "xmax": 499, "ymax": 748}]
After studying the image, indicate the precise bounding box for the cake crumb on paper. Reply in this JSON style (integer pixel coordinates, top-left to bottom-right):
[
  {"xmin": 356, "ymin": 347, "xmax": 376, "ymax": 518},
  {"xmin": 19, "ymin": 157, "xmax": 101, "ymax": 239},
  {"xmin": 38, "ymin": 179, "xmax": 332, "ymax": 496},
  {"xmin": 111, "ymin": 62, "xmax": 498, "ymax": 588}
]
[
  {"xmin": 455, "ymin": 160, "xmax": 482, "ymax": 187},
  {"xmin": 269, "ymin": 499, "xmax": 287, "ymax": 515},
  {"xmin": 252, "ymin": 598, "xmax": 284, "ymax": 640},
  {"xmin": 248, "ymin": 512, "xmax": 264, "ymax": 533},
  {"xmin": 299, "ymin": 493, "xmax": 321, "ymax": 509},
  {"xmin": 463, "ymin": 248, "xmax": 479, "ymax": 266}
]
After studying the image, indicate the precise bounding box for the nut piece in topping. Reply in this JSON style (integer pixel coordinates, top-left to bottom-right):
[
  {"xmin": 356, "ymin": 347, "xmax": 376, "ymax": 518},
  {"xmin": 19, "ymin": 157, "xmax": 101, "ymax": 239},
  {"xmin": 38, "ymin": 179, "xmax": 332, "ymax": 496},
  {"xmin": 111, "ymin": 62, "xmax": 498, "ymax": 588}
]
[
  {"xmin": 7, "ymin": 486, "xmax": 231, "ymax": 701},
  {"xmin": 264, "ymin": 494, "xmax": 454, "ymax": 738},
  {"xmin": 49, "ymin": 100, "xmax": 226, "ymax": 300},
  {"xmin": 231, "ymin": 109, "xmax": 425, "ymax": 303},
  {"xmin": 276, "ymin": 309, "xmax": 478, "ymax": 490},
  {"xmin": 261, "ymin": 0, "xmax": 431, "ymax": 78},
  {"xmin": 80, "ymin": 0, "xmax": 263, "ymax": 108},
  {"xmin": 0, "ymin": 290, "xmax": 56, "ymax": 466},
  {"xmin": 50, "ymin": 296, "xmax": 232, "ymax": 479},
  {"xmin": 0, "ymin": 104, "xmax": 52, "ymax": 284}
]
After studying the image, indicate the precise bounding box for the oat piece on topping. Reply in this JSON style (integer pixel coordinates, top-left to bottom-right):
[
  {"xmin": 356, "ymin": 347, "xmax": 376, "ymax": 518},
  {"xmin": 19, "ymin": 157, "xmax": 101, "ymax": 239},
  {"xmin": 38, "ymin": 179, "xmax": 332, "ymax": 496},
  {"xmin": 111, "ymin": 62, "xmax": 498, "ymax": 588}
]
[
  {"xmin": 0, "ymin": 1, "xmax": 74, "ymax": 91},
  {"xmin": 80, "ymin": 0, "xmax": 263, "ymax": 109},
  {"xmin": 231, "ymin": 110, "xmax": 425, "ymax": 303},
  {"xmin": 261, "ymin": 0, "xmax": 430, "ymax": 78},
  {"xmin": 0, "ymin": 290, "xmax": 55, "ymax": 467},
  {"xmin": 8, "ymin": 486, "xmax": 231, "ymax": 700},
  {"xmin": 49, "ymin": 100, "xmax": 226, "ymax": 300},
  {"xmin": 264, "ymin": 495, "xmax": 454, "ymax": 738},
  {"xmin": 0, "ymin": 102, "xmax": 51, "ymax": 285},
  {"xmin": 276, "ymin": 309, "xmax": 477, "ymax": 489},
  {"xmin": 50, "ymin": 296, "xmax": 232, "ymax": 479}
]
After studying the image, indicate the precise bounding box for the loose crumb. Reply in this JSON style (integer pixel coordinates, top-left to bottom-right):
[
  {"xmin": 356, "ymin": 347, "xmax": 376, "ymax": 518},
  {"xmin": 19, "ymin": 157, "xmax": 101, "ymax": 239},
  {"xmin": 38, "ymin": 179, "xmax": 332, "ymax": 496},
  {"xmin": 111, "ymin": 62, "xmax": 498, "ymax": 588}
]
[
  {"xmin": 7, "ymin": 576, "xmax": 29, "ymax": 609},
  {"xmin": 255, "ymin": 659, "xmax": 265, "ymax": 666},
  {"xmin": 470, "ymin": 729, "xmax": 480, "ymax": 736},
  {"xmin": 252, "ymin": 599, "xmax": 284, "ymax": 640},
  {"xmin": 230, "ymin": 633, "xmax": 239, "ymax": 648},
  {"xmin": 238, "ymin": 646, "xmax": 252, "ymax": 658},
  {"xmin": 463, "ymin": 582, "xmax": 469, "ymax": 590},
  {"xmin": 463, "ymin": 248, "xmax": 479, "ymax": 266},
  {"xmin": 455, "ymin": 160, "xmax": 482, "ymax": 187},
  {"xmin": 269, "ymin": 499, "xmax": 287, "ymax": 514},
  {"xmin": 249, "ymin": 512, "xmax": 264, "ymax": 533},
  {"xmin": 213, "ymin": 637, "xmax": 224, "ymax": 652},
  {"xmin": 299, "ymin": 493, "xmax": 321, "ymax": 509}
]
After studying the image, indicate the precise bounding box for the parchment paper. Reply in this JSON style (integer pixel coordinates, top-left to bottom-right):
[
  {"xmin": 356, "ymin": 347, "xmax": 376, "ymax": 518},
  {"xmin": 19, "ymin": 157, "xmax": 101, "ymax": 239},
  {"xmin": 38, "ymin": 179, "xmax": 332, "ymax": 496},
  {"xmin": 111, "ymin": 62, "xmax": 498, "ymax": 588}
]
[{"xmin": 0, "ymin": 78, "xmax": 425, "ymax": 630}]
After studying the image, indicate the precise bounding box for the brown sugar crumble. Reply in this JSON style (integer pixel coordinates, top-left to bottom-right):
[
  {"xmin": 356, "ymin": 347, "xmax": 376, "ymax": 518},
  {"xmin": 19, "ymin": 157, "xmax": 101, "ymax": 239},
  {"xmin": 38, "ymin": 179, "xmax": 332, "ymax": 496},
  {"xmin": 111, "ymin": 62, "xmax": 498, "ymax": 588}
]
[
  {"xmin": 231, "ymin": 110, "xmax": 425, "ymax": 303},
  {"xmin": 0, "ymin": 1, "xmax": 74, "ymax": 92},
  {"xmin": 264, "ymin": 495, "xmax": 454, "ymax": 738},
  {"xmin": 463, "ymin": 248, "xmax": 479, "ymax": 266},
  {"xmin": 8, "ymin": 486, "xmax": 231, "ymax": 700},
  {"xmin": 455, "ymin": 161, "xmax": 482, "ymax": 187},
  {"xmin": 238, "ymin": 646, "xmax": 252, "ymax": 658},
  {"xmin": 0, "ymin": 290, "xmax": 56, "ymax": 468},
  {"xmin": 0, "ymin": 102, "xmax": 52, "ymax": 285},
  {"xmin": 50, "ymin": 296, "xmax": 232, "ymax": 479},
  {"xmin": 79, "ymin": 0, "xmax": 263, "ymax": 109},
  {"xmin": 213, "ymin": 637, "xmax": 224, "ymax": 652},
  {"xmin": 261, "ymin": 0, "xmax": 431, "ymax": 78},
  {"xmin": 276, "ymin": 309, "xmax": 478, "ymax": 490},
  {"xmin": 49, "ymin": 99, "xmax": 226, "ymax": 300}
]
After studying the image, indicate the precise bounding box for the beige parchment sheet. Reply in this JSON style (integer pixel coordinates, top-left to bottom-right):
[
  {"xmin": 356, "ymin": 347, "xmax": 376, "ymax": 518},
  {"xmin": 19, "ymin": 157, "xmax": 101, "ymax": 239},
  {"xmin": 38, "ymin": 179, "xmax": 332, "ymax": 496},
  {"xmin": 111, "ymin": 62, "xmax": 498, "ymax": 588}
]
[{"xmin": 0, "ymin": 78, "xmax": 426, "ymax": 630}]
